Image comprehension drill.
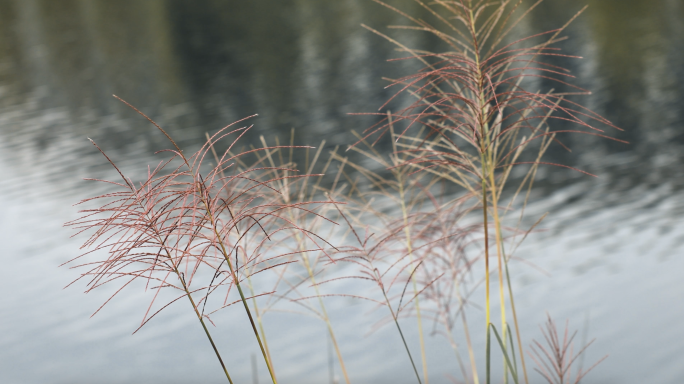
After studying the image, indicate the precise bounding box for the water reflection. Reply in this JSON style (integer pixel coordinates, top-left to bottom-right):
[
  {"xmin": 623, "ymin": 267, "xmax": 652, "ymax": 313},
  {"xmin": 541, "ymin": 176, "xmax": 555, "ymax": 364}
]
[
  {"xmin": 0, "ymin": 0, "xmax": 683, "ymax": 383},
  {"xmin": 0, "ymin": 1, "xmax": 682, "ymax": 188}
]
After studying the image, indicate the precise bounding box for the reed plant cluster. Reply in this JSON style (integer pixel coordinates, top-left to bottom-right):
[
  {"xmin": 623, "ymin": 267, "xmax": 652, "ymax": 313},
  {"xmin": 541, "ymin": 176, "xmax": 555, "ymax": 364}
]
[{"xmin": 66, "ymin": 1, "xmax": 619, "ymax": 383}]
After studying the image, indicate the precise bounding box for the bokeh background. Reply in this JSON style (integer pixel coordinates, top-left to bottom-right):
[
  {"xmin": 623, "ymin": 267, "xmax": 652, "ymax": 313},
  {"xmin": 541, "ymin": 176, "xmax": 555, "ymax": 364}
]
[{"xmin": 1, "ymin": 0, "xmax": 683, "ymax": 383}]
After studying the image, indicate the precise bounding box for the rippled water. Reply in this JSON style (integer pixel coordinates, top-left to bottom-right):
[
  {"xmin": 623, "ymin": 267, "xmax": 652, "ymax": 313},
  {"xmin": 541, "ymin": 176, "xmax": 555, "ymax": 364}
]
[{"xmin": 1, "ymin": 0, "xmax": 683, "ymax": 383}]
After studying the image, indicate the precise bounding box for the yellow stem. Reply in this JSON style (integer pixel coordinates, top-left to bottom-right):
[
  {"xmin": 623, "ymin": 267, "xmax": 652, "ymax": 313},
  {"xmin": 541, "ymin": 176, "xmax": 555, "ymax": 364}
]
[{"xmin": 488, "ymin": 168, "xmax": 509, "ymax": 383}]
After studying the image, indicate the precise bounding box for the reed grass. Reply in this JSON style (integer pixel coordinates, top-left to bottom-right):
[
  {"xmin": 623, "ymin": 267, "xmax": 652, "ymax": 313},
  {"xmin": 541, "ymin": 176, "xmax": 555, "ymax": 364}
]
[
  {"xmin": 66, "ymin": 1, "xmax": 618, "ymax": 382},
  {"xmin": 351, "ymin": 0, "xmax": 622, "ymax": 382},
  {"xmin": 66, "ymin": 100, "xmax": 335, "ymax": 384},
  {"xmin": 325, "ymin": 121, "xmax": 480, "ymax": 383},
  {"xmin": 224, "ymin": 132, "xmax": 354, "ymax": 384},
  {"xmin": 528, "ymin": 314, "xmax": 607, "ymax": 384}
]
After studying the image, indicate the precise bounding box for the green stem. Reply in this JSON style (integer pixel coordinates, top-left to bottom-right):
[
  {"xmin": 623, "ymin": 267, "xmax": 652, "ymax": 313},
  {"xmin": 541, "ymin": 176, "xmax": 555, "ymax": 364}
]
[
  {"xmin": 469, "ymin": 6, "xmax": 515, "ymax": 382},
  {"xmin": 225, "ymin": 247, "xmax": 278, "ymax": 384},
  {"xmin": 179, "ymin": 272, "xmax": 234, "ymax": 383},
  {"xmin": 195, "ymin": 182, "xmax": 278, "ymax": 384},
  {"xmin": 503, "ymin": 245, "xmax": 530, "ymax": 384},
  {"xmin": 194, "ymin": 176, "xmax": 277, "ymax": 383},
  {"xmin": 486, "ymin": 324, "xmax": 492, "ymax": 384},
  {"xmin": 131, "ymin": 180, "xmax": 234, "ymax": 383},
  {"xmin": 379, "ymin": 278, "xmax": 423, "ymax": 384},
  {"xmin": 116, "ymin": 97, "xmax": 276, "ymax": 382}
]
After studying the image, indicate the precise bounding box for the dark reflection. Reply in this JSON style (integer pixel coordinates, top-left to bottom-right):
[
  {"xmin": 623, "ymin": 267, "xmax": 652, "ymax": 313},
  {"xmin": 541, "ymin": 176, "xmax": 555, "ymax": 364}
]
[
  {"xmin": 0, "ymin": 0, "xmax": 682, "ymax": 191},
  {"xmin": 574, "ymin": 0, "xmax": 682, "ymax": 150}
]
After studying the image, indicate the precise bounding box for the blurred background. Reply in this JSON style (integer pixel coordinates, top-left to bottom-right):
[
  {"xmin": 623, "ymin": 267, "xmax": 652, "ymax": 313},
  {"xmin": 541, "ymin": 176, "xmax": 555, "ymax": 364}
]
[{"xmin": 0, "ymin": 0, "xmax": 683, "ymax": 383}]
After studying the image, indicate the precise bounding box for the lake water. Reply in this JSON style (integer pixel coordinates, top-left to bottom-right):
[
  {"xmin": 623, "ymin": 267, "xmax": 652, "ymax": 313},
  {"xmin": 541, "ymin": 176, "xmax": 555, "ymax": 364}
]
[{"xmin": 1, "ymin": 0, "xmax": 683, "ymax": 383}]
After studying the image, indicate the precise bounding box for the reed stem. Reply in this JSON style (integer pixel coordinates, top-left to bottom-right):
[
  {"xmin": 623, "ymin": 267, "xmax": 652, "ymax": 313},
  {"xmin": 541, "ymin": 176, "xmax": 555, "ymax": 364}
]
[
  {"xmin": 394, "ymin": 137, "xmax": 429, "ymax": 383},
  {"xmin": 379, "ymin": 277, "xmax": 423, "ymax": 384},
  {"xmin": 258, "ymin": 135, "xmax": 352, "ymax": 384},
  {"xmin": 180, "ymin": 275, "xmax": 234, "ymax": 384},
  {"xmin": 114, "ymin": 97, "xmax": 278, "ymax": 383},
  {"xmin": 88, "ymin": 135, "xmax": 235, "ymax": 383}
]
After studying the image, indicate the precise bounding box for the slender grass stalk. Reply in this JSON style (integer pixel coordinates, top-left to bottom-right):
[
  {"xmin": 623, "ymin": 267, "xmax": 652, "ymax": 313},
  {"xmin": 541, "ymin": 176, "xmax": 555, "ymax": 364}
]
[
  {"xmin": 69, "ymin": 97, "xmax": 335, "ymax": 383},
  {"xmin": 302, "ymin": 256, "xmax": 352, "ymax": 384},
  {"xmin": 327, "ymin": 198, "xmax": 428, "ymax": 384},
  {"xmin": 486, "ymin": 325, "xmax": 491, "ymax": 384},
  {"xmin": 337, "ymin": 122, "xmax": 475, "ymax": 383},
  {"xmin": 73, "ymin": 139, "xmax": 235, "ymax": 383},
  {"xmin": 355, "ymin": 1, "xmax": 622, "ymax": 383},
  {"xmin": 466, "ymin": 6, "xmax": 513, "ymax": 381},
  {"xmin": 182, "ymin": 276, "xmax": 235, "ymax": 384},
  {"xmin": 399, "ymin": 179, "xmax": 430, "ymax": 384},
  {"xmin": 489, "ymin": 324, "xmax": 519, "ymax": 384},
  {"xmin": 113, "ymin": 96, "xmax": 280, "ymax": 384},
  {"xmin": 252, "ymin": 135, "xmax": 352, "ymax": 384},
  {"xmin": 378, "ymin": 273, "xmax": 424, "ymax": 384},
  {"xmin": 206, "ymin": 131, "xmax": 278, "ymax": 380},
  {"xmin": 389, "ymin": 114, "xmax": 430, "ymax": 384}
]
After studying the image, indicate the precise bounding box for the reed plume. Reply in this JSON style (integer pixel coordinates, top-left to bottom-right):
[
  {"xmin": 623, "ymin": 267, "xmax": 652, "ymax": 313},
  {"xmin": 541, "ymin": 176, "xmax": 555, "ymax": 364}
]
[
  {"xmin": 321, "ymin": 123, "xmax": 481, "ymax": 383},
  {"xmin": 66, "ymin": 99, "xmax": 333, "ymax": 383},
  {"xmin": 528, "ymin": 315, "xmax": 607, "ymax": 384},
  {"xmin": 221, "ymin": 132, "xmax": 353, "ymax": 384},
  {"xmin": 355, "ymin": 0, "xmax": 623, "ymax": 382}
]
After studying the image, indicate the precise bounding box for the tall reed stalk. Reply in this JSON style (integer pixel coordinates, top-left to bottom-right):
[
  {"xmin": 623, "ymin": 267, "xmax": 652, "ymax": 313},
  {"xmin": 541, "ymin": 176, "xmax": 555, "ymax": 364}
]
[
  {"xmin": 355, "ymin": 0, "xmax": 623, "ymax": 382},
  {"xmin": 327, "ymin": 199, "xmax": 425, "ymax": 384},
  {"xmin": 335, "ymin": 121, "xmax": 437, "ymax": 383},
  {"xmin": 67, "ymin": 99, "xmax": 333, "ymax": 383},
  {"xmin": 230, "ymin": 133, "xmax": 354, "ymax": 384}
]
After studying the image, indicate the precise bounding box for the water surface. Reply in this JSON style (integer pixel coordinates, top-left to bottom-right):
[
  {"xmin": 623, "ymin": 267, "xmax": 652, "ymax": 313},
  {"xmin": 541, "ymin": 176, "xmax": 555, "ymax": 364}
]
[{"xmin": 1, "ymin": 1, "xmax": 683, "ymax": 383}]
